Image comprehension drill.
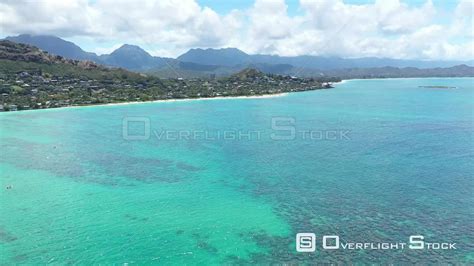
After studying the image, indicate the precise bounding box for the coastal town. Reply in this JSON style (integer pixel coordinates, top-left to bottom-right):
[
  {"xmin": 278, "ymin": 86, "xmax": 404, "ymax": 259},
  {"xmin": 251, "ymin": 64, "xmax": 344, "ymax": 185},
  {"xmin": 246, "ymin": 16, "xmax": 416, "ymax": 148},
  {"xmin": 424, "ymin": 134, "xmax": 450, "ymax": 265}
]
[
  {"xmin": 6, "ymin": 74, "xmax": 321, "ymax": 112},
  {"xmin": 0, "ymin": 40, "xmax": 336, "ymax": 111},
  {"xmin": 0, "ymin": 67, "xmax": 335, "ymax": 111}
]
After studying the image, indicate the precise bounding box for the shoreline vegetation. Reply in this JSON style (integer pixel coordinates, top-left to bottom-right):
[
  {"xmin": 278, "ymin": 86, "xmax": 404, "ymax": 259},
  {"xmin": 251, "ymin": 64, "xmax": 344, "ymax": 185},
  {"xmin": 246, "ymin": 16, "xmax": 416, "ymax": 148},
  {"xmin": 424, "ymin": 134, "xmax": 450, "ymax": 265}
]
[
  {"xmin": 1, "ymin": 40, "xmax": 472, "ymax": 112},
  {"xmin": 0, "ymin": 64, "xmax": 339, "ymax": 112},
  {"xmin": 2, "ymin": 93, "xmax": 290, "ymax": 114},
  {"xmin": 0, "ymin": 41, "xmax": 337, "ymax": 112},
  {"xmin": 4, "ymin": 76, "xmax": 469, "ymax": 114}
]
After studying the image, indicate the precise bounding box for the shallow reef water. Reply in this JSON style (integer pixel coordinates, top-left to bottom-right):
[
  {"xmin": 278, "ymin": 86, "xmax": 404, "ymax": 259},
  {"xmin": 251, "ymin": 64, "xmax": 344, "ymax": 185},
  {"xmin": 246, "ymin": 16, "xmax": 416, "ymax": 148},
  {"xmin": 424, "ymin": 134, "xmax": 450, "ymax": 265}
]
[{"xmin": 1, "ymin": 78, "xmax": 473, "ymax": 264}]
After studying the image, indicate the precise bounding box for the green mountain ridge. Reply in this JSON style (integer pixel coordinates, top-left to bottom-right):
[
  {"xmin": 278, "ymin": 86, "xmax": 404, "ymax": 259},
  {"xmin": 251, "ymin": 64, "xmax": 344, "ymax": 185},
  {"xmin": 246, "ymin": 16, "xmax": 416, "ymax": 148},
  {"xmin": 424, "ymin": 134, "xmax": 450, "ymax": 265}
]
[
  {"xmin": 5, "ymin": 34, "xmax": 474, "ymax": 77},
  {"xmin": 0, "ymin": 41, "xmax": 327, "ymax": 111}
]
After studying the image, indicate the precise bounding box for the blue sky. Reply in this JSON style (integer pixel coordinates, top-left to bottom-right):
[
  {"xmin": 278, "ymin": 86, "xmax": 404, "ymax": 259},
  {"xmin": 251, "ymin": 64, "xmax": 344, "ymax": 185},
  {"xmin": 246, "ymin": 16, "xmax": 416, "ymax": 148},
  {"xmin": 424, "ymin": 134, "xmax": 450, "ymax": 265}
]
[{"xmin": 1, "ymin": 0, "xmax": 472, "ymax": 60}]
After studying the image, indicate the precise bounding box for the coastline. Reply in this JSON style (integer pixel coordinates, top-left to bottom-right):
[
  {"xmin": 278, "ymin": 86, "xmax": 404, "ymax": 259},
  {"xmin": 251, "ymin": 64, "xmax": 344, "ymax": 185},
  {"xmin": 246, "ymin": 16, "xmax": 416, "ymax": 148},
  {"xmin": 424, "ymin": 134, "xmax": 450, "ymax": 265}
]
[
  {"xmin": 336, "ymin": 80, "xmax": 349, "ymax": 85},
  {"xmin": 0, "ymin": 93, "xmax": 289, "ymax": 114},
  {"xmin": 3, "ymin": 77, "xmax": 472, "ymax": 114},
  {"xmin": 76, "ymin": 92, "xmax": 288, "ymax": 107}
]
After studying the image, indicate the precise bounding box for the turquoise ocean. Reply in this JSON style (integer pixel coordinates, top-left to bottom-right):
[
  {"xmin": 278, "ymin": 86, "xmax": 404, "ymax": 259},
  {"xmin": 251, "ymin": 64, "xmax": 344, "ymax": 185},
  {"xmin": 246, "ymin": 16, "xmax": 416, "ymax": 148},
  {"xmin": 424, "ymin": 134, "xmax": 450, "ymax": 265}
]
[{"xmin": 1, "ymin": 78, "xmax": 473, "ymax": 264}]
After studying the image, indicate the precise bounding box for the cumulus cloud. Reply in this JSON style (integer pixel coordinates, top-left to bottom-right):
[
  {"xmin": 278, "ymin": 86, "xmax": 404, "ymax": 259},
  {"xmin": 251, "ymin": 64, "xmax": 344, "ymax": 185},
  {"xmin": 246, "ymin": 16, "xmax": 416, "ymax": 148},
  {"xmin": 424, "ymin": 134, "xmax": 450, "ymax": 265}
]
[
  {"xmin": 0, "ymin": 0, "xmax": 99, "ymax": 36},
  {"xmin": 0, "ymin": 0, "xmax": 472, "ymax": 60}
]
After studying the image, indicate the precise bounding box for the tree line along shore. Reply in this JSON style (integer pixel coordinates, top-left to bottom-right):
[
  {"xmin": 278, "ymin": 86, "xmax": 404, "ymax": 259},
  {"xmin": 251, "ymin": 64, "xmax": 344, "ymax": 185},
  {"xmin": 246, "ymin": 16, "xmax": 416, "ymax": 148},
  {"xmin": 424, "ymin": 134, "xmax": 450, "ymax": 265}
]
[{"xmin": 0, "ymin": 41, "xmax": 340, "ymax": 112}]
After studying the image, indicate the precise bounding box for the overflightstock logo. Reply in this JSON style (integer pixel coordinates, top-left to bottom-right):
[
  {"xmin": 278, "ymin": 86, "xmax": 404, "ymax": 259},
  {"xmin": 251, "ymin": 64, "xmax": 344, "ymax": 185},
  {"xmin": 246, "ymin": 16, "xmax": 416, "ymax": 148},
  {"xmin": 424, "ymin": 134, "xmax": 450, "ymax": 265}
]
[
  {"xmin": 296, "ymin": 234, "xmax": 456, "ymax": 252},
  {"xmin": 296, "ymin": 233, "xmax": 316, "ymax": 252}
]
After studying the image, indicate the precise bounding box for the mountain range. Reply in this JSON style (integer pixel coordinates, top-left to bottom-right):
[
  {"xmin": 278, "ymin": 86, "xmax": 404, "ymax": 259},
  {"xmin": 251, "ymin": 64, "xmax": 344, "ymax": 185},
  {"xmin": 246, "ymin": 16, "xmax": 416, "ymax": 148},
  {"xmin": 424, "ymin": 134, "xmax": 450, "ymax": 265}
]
[
  {"xmin": 0, "ymin": 40, "xmax": 332, "ymax": 111},
  {"xmin": 4, "ymin": 34, "xmax": 474, "ymax": 78},
  {"xmin": 5, "ymin": 35, "xmax": 176, "ymax": 71}
]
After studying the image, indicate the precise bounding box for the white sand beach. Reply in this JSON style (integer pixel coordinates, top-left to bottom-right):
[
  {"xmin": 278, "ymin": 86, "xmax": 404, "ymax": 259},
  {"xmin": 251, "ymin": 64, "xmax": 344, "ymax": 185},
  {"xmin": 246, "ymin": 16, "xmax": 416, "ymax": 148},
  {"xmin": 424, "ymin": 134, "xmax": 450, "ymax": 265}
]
[{"xmin": 3, "ymin": 93, "xmax": 288, "ymax": 113}]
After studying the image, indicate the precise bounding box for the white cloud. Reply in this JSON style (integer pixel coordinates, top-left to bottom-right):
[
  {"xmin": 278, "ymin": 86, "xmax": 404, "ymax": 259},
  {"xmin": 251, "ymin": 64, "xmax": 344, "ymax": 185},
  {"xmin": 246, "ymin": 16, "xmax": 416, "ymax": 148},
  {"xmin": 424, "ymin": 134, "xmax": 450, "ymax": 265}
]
[
  {"xmin": 0, "ymin": 0, "xmax": 472, "ymax": 60},
  {"xmin": 0, "ymin": 0, "xmax": 98, "ymax": 36},
  {"xmin": 376, "ymin": 0, "xmax": 436, "ymax": 34}
]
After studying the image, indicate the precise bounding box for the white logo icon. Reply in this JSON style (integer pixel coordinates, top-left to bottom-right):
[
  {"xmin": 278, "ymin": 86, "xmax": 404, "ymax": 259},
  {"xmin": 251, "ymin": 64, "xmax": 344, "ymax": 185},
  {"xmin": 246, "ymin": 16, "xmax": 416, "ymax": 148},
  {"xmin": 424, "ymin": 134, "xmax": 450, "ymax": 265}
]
[
  {"xmin": 322, "ymin": 235, "xmax": 340, "ymax": 249},
  {"xmin": 296, "ymin": 233, "xmax": 316, "ymax": 252},
  {"xmin": 122, "ymin": 117, "xmax": 150, "ymax": 140}
]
